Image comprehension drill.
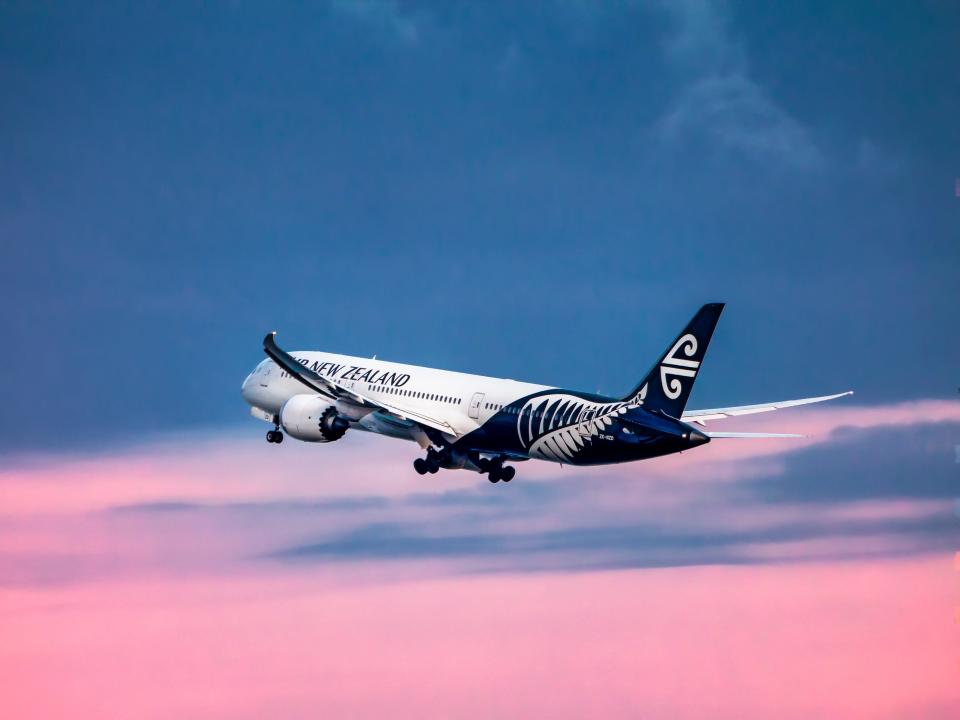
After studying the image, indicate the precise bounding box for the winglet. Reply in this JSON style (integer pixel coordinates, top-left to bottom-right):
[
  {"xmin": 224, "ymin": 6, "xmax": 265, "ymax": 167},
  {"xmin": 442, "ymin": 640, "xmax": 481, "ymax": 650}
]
[{"xmin": 262, "ymin": 332, "xmax": 336, "ymax": 398}]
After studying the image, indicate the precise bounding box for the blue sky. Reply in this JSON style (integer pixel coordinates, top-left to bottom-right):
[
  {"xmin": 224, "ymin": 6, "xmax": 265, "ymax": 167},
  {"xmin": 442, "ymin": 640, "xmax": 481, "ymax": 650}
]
[
  {"xmin": 2, "ymin": 7, "xmax": 960, "ymax": 716},
  {"xmin": 1, "ymin": 0, "xmax": 958, "ymax": 453}
]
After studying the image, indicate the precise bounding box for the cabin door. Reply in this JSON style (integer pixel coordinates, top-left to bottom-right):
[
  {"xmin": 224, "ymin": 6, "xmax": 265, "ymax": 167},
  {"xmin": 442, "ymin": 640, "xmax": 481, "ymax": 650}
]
[{"xmin": 468, "ymin": 392, "xmax": 485, "ymax": 420}]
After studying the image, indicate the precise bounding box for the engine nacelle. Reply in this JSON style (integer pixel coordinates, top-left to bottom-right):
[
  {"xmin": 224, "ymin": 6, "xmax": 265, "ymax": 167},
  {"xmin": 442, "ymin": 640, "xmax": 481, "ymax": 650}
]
[{"xmin": 279, "ymin": 395, "xmax": 349, "ymax": 443}]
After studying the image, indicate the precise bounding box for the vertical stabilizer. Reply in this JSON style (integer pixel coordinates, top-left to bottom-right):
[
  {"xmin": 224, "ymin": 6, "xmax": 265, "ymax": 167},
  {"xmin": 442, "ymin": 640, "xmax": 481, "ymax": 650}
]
[{"xmin": 624, "ymin": 303, "xmax": 724, "ymax": 417}]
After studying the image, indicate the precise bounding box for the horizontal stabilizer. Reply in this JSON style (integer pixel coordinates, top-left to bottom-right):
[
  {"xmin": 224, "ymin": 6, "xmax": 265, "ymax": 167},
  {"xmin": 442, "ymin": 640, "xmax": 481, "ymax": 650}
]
[{"xmin": 705, "ymin": 432, "xmax": 804, "ymax": 438}]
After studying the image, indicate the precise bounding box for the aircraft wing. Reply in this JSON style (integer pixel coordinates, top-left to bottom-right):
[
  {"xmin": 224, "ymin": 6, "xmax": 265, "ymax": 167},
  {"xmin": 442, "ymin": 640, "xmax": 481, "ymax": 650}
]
[
  {"xmin": 263, "ymin": 333, "xmax": 461, "ymax": 439},
  {"xmin": 681, "ymin": 391, "xmax": 853, "ymax": 426}
]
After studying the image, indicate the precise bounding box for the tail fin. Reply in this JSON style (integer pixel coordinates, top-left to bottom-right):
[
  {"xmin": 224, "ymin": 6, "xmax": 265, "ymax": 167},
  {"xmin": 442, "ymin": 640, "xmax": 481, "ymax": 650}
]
[{"xmin": 624, "ymin": 303, "xmax": 725, "ymax": 417}]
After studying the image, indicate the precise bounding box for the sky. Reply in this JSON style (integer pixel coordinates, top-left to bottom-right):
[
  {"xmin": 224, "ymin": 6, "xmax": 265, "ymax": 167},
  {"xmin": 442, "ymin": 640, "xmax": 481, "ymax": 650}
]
[{"xmin": 1, "ymin": 1, "xmax": 959, "ymax": 718}]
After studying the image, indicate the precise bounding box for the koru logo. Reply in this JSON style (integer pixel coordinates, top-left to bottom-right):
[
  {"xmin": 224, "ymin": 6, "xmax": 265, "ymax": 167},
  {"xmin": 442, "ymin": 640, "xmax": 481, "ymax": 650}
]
[{"xmin": 659, "ymin": 333, "xmax": 700, "ymax": 399}]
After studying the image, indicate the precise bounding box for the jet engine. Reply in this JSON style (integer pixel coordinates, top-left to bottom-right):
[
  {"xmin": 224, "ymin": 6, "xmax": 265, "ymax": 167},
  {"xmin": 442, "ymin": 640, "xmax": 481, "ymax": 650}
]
[{"xmin": 279, "ymin": 395, "xmax": 350, "ymax": 442}]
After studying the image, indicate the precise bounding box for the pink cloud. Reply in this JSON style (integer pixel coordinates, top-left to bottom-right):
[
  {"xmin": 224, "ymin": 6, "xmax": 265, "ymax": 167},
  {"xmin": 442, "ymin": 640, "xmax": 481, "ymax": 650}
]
[
  {"xmin": 2, "ymin": 558, "xmax": 957, "ymax": 719},
  {"xmin": 1, "ymin": 399, "xmax": 958, "ymax": 717},
  {"xmin": 3, "ymin": 399, "xmax": 956, "ymax": 516}
]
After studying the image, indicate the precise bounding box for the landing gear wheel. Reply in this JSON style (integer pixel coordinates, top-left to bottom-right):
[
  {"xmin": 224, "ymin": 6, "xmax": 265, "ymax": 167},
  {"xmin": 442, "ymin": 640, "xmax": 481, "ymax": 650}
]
[
  {"xmin": 274, "ymin": 431, "xmax": 283, "ymax": 444},
  {"xmin": 413, "ymin": 458, "xmax": 428, "ymax": 475},
  {"xmin": 484, "ymin": 456, "xmax": 512, "ymax": 484},
  {"xmin": 266, "ymin": 430, "xmax": 278, "ymax": 443},
  {"xmin": 422, "ymin": 449, "xmax": 443, "ymax": 474}
]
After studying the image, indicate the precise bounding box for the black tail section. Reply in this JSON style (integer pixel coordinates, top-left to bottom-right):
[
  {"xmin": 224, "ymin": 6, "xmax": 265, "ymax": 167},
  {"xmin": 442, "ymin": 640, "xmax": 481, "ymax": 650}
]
[{"xmin": 624, "ymin": 303, "xmax": 725, "ymax": 418}]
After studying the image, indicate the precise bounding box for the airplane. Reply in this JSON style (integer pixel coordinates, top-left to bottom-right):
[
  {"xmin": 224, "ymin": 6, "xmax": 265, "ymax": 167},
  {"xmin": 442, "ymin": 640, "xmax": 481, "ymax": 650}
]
[{"xmin": 241, "ymin": 303, "xmax": 852, "ymax": 483}]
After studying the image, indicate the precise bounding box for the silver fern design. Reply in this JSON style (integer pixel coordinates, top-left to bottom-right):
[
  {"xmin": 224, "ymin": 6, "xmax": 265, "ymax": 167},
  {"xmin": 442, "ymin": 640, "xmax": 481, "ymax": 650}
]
[
  {"xmin": 516, "ymin": 387, "xmax": 647, "ymax": 462},
  {"xmin": 659, "ymin": 333, "xmax": 700, "ymax": 400}
]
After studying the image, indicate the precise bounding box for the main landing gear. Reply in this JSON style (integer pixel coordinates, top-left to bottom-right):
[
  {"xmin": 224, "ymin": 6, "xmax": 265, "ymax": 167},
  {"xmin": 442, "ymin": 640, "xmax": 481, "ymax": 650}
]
[
  {"xmin": 266, "ymin": 428, "xmax": 284, "ymax": 444},
  {"xmin": 413, "ymin": 449, "xmax": 441, "ymax": 475},
  {"xmin": 412, "ymin": 449, "xmax": 516, "ymax": 484},
  {"xmin": 478, "ymin": 456, "xmax": 515, "ymax": 484}
]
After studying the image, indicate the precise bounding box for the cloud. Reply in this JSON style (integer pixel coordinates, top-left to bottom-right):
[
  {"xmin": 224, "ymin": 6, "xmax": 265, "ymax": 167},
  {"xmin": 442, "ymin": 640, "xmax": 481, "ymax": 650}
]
[
  {"xmin": 328, "ymin": 0, "xmax": 421, "ymax": 45},
  {"xmin": 3, "ymin": 401, "xmax": 960, "ymax": 716},
  {"xmin": 4, "ymin": 558, "xmax": 959, "ymax": 719},
  {"xmin": 653, "ymin": 0, "xmax": 825, "ymax": 171},
  {"xmin": 267, "ymin": 500, "xmax": 955, "ymax": 573},
  {"xmin": 657, "ymin": 73, "xmax": 825, "ymax": 170},
  {"xmin": 3, "ymin": 400, "xmax": 958, "ymax": 586},
  {"xmin": 745, "ymin": 421, "xmax": 960, "ymax": 503}
]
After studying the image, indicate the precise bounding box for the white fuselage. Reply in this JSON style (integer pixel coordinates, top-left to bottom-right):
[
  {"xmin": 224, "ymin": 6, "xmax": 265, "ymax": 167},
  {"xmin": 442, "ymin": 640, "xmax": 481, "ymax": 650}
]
[{"xmin": 241, "ymin": 351, "xmax": 552, "ymax": 442}]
